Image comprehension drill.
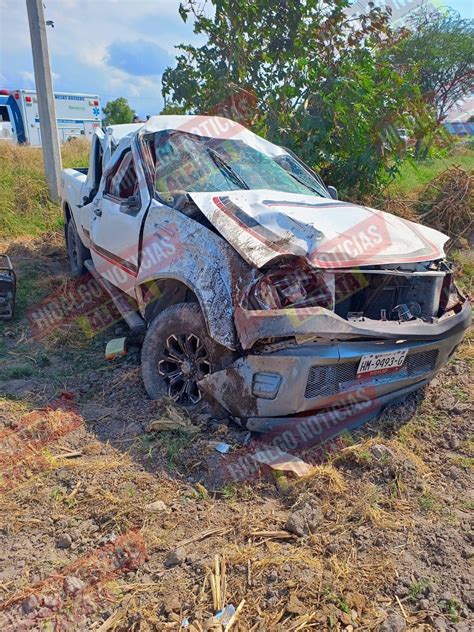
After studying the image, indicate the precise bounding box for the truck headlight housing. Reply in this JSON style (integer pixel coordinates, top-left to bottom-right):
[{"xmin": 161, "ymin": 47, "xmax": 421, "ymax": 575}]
[{"xmin": 247, "ymin": 264, "xmax": 334, "ymax": 311}]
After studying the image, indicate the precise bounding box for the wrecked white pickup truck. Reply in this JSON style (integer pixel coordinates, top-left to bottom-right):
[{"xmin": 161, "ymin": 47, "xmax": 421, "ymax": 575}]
[{"xmin": 61, "ymin": 115, "xmax": 471, "ymax": 432}]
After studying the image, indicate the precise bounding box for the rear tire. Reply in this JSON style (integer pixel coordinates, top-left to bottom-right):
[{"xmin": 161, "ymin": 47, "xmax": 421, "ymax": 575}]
[
  {"xmin": 67, "ymin": 220, "xmax": 89, "ymax": 277},
  {"xmin": 141, "ymin": 302, "xmax": 234, "ymax": 410}
]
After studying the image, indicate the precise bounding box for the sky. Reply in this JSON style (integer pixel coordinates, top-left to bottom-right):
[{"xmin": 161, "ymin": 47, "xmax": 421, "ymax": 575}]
[{"xmin": 0, "ymin": 0, "xmax": 472, "ymax": 118}]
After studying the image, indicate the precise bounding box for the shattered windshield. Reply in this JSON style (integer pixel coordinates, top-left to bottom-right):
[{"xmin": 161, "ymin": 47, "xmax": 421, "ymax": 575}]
[{"xmin": 152, "ymin": 131, "xmax": 328, "ymax": 198}]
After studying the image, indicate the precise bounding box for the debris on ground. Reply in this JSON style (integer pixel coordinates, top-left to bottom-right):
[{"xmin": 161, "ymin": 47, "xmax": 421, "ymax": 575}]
[
  {"xmin": 370, "ymin": 443, "xmax": 396, "ymax": 460},
  {"xmin": 148, "ymin": 397, "xmax": 200, "ymax": 433},
  {"xmin": 252, "ymin": 448, "xmax": 313, "ymax": 477},
  {"xmin": 286, "ymin": 593, "xmax": 306, "ymax": 615},
  {"xmin": 104, "ymin": 336, "xmax": 127, "ymax": 360},
  {"xmin": 213, "ymin": 442, "xmax": 231, "ymax": 454},
  {"xmin": 214, "ymin": 603, "xmax": 235, "ymax": 626},
  {"xmin": 210, "ymin": 554, "xmax": 226, "ymax": 613},
  {"xmin": 223, "ymin": 599, "xmax": 245, "ymax": 630}
]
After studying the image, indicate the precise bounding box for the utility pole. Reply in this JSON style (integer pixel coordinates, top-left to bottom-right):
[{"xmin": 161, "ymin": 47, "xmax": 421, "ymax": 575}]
[{"xmin": 26, "ymin": 0, "xmax": 62, "ymax": 202}]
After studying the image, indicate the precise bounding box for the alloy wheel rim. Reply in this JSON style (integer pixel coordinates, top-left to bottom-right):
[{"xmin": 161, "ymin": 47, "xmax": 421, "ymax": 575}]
[{"xmin": 158, "ymin": 333, "xmax": 211, "ymax": 405}]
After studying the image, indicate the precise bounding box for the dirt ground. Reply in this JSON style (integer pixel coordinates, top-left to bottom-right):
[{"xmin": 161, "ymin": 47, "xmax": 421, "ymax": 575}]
[{"xmin": 0, "ymin": 234, "xmax": 472, "ymax": 631}]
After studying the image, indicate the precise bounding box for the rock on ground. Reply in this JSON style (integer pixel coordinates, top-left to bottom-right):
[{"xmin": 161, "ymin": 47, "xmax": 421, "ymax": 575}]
[
  {"xmin": 285, "ymin": 502, "xmax": 323, "ymax": 537},
  {"xmin": 164, "ymin": 547, "xmax": 187, "ymax": 568},
  {"xmin": 379, "ymin": 612, "xmax": 406, "ymax": 632}
]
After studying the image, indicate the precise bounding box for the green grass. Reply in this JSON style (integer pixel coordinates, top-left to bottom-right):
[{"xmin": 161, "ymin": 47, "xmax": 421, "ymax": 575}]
[
  {"xmin": 418, "ymin": 491, "xmax": 442, "ymax": 513},
  {"xmin": 0, "ymin": 139, "xmax": 89, "ymax": 237},
  {"xmin": 0, "ymin": 268, "xmax": 54, "ymax": 339},
  {"xmin": 389, "ymin": 146, "xmax": 474, "ymax": 197},
  {"xmin": 408, "ymin": 579, "xmax": 430, "ymax": 602},
  {"xmin": 338, "ymin": 598, "xmax": 351, "ymax": 614},
  {"xmin": 159, "ymin": 430, "xmax": 194, "ymax": 471},
  {"xmin": 453, "ymin": 457, "xmax": 474, "ymax": 470},
  {"xmin": 0, "ymin": 365, "xmax": 35, "ymax": 380},
  {"xmin": 139, "ymin": 429, "xmax": 194, "ymax": 471},
  {"xmin": 12, "ymin": 268, "xmax": 52, "ymax": 320},
  {"xmin": 451, "ymin": 250, "xmax": 474, "ymax": 296},
  {"xmin": 441, "ymin": 598, "xmax": 460, "ymax": 623}
]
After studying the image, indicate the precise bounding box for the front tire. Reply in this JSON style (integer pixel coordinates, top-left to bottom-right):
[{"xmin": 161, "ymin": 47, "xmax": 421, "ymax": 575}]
[
  {"xmin": 141, "ymin": 303, "xmax": 234, "ymax": 409},
  {"xmin": 67, "ymin": 220, "xmax": 89, "ymax": 277}
]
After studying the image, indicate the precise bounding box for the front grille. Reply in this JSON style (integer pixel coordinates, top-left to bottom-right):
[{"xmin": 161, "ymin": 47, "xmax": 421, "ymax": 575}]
[
  {"xmin": 406, "ymin": 349, "xmax": 439, "ymax": 375},
  {"xmin": 304, "ymin": 348, "xmax": 439, "ymax": 399}
]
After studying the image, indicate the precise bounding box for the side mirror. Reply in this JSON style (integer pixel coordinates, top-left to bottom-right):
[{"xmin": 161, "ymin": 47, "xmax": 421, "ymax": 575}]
[
  {"xmin": 123, "ymin": 194, "xmax": 141, "ymax": 213},
  {"xmin": 327, "ymin": 186, "xmax": 338, "ymax": 200}
]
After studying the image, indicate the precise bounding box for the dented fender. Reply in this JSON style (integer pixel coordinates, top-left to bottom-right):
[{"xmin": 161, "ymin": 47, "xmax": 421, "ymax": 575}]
[{"xmin": 135, "ymin": 201, "xmax": 251, "ymax": 350}]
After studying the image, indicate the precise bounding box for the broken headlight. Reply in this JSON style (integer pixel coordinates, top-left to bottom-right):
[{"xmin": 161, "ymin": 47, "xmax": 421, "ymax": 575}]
[
  {"xmin": 248, "ymin": 265, "xmax": 335, "ymax": 311},
  {"xmin": 439, "ymin": 271, "xmax": 462, "ymax": 315}
]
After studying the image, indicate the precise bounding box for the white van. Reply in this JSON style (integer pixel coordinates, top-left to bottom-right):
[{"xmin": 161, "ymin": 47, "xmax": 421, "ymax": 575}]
[{"xmin": 0, "ymin": 89, "xmax": 101, "ymax": 145}]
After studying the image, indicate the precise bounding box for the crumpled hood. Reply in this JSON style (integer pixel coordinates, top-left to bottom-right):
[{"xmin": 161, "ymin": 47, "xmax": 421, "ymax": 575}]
[{"xmin": 189, "ymin": 189, "xmax": 449, "ymax": 269}]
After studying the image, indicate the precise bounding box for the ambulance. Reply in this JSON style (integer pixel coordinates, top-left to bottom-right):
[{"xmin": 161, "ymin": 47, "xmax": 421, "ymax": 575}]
[{"xmin": 0, "ymin": 89, "xmax": 101, "ymax": 145}]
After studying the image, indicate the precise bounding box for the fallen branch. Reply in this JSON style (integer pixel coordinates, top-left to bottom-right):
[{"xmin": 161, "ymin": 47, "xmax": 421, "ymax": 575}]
[
  {"xmin": 95, "ymin": 609, "xmax": 122, "ymax": 632},
  {"xmin": 53, "ymin": 450, "xmax": 83, "ymax": 459},
  {"xmin": 174, "ymin": 526, "xmax": 231, "ymax": 549},
  {"xmin": 250, "ymin": 530, "xmax": 296, "ymax": 540}
]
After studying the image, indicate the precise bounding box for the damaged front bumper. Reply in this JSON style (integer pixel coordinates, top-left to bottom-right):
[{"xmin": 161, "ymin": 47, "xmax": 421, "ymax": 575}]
[
  {"xmin": 199, "ymin": 300, "xmax": 471, "ymax": 430},
  {"xmin": 234, "ymin": 298, "xmax": 471, "ymax": 350}
]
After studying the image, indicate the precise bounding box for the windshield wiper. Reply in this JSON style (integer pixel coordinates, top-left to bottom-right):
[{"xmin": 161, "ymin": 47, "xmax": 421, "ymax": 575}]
[
  {"xmin": 286, "ymin": 171, "xmax": 325, "ymax": 196},
  {"xmin": 207, "ymin": 147, "xmax": 249, "ymax": 190}
]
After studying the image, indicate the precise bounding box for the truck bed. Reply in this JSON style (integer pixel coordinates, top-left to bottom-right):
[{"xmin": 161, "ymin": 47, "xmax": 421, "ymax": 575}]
[{"xmin": 61, "ymin": 168, "xmax": 88, "ymax": 212}]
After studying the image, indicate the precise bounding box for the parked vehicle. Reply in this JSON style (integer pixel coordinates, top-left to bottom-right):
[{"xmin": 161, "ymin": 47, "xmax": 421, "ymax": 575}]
[
  {"xmin": 0, "ymin": 89, "xmax": 101, "ymax": 145},
  {"xmin": 60, "ymin": 116, "xmax": 471, "ymax": 430},
  {"xmin": 0, "ymin": 255, "xmax": 16, "ymax": 320}
]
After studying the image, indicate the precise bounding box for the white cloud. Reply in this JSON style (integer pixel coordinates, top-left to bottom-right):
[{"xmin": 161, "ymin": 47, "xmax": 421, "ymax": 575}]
[
  {"xmin": 0, "ymin": 0, "xmax": 197, "ymax": 115},
  {"xmin": 19, "ymin": 70, "xmax": 34, "ymax": 84}
]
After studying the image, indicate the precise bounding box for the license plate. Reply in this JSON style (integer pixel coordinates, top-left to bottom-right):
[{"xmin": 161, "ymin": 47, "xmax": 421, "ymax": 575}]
[{"xmin": 357, "ymin": 349, "xmax": 408, "ymax": 377}]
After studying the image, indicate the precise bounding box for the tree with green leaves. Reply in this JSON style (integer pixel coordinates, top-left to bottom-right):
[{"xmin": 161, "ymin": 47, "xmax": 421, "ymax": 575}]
[
  {"xmin": 102, "ymin": 97, "xmax": 136, "ymax": 126},
  {"xmin": 162, "ymin": 0, "xmax": 426, "ymax": 195},
  {"xmin": 392, "ymin": 8, "xmax": 474, "ymax": 123}
]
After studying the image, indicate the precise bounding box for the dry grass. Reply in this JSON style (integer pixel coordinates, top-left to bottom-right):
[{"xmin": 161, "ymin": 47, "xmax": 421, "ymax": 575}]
[
  {"xmin": 368, "ymin": 161, "xmax": 473, "ymax": 251},
  {"xmin": 297, "ymin": 464, "xmax": 347, "ymax": 493},
  {"xmin": 333, "ymin": 437, "xmax": 429, "ymax": 474},
  {"xmin": 415, "ymin": 166, "xmax": 473, "ymax": 249},
  {"xmin": 376, "ymin": 194, "xmax": 418, "ymax": 222}
]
